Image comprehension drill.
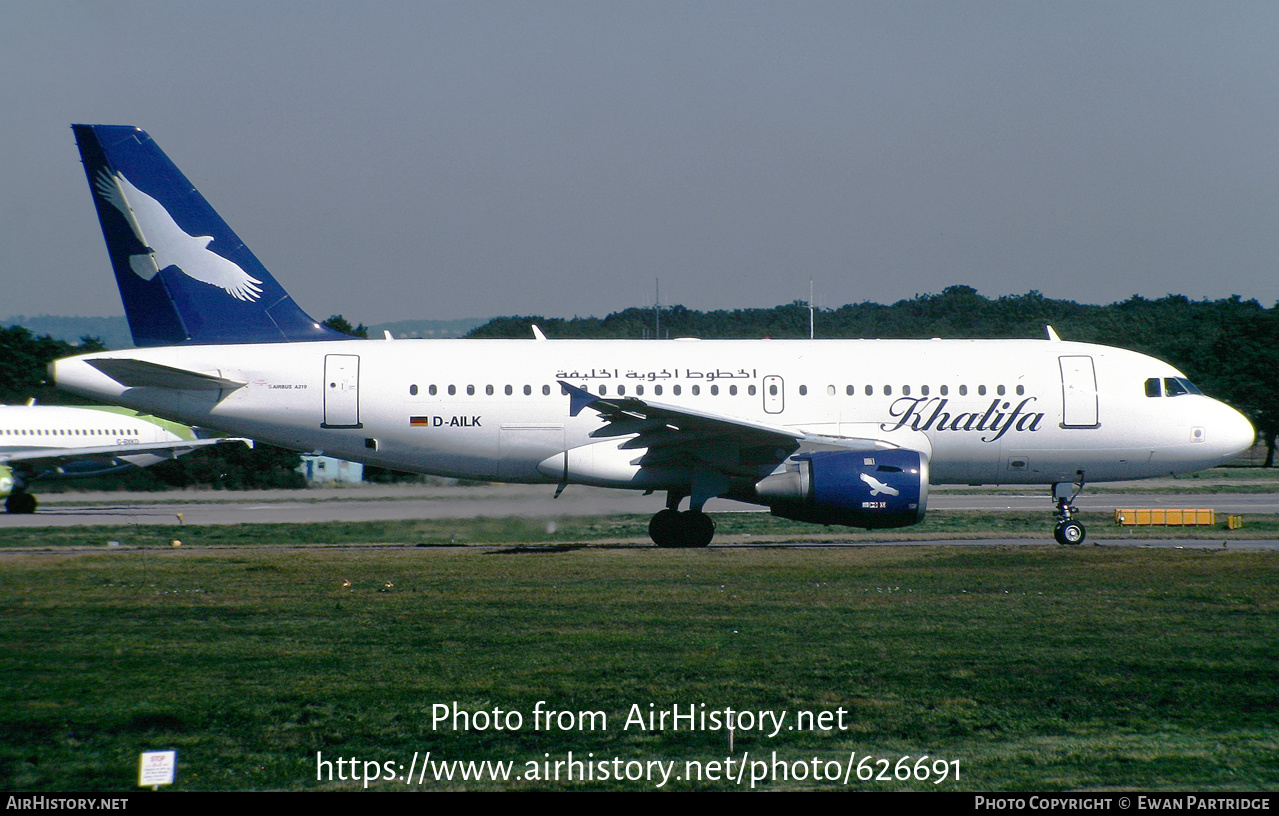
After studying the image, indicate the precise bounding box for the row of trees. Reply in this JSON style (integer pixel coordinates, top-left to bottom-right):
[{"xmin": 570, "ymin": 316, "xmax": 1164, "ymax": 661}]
[{"xmin": 0, "ymin": 325, "xmax": 105, "ymax": 406}]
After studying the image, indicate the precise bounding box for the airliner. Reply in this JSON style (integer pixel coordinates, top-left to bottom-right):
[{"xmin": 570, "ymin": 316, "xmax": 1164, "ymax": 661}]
[
  {"xmin": 0, "ymin": 400, "xmax": 248, "ymax": 513},
  {"xmin": 52, "ymin": 125, "xmax": 1256, "ymax": 545}
]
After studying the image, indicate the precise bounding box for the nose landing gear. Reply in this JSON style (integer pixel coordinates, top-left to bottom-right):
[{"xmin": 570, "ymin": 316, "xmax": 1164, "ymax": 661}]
[{"xmin": 1052, "ymin": 475, "xmax": 1086, "ymax": 545}]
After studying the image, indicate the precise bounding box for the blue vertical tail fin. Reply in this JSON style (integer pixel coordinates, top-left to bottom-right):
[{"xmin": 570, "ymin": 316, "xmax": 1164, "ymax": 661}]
[{"xmin": 72, "ymin": 125, "xmax": 345, "ymax": 346}]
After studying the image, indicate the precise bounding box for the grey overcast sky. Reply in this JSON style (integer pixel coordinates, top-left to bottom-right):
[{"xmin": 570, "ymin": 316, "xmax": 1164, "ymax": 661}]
[{"xmin": 2, "ymin": 1, "xmax": 1277, "ymax": 324}]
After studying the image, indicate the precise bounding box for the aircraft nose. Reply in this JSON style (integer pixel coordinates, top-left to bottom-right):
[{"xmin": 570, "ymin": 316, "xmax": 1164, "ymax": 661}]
[{"xmin": 1214, "ymin": 402, "xmax": 1256, "ymax": 462}]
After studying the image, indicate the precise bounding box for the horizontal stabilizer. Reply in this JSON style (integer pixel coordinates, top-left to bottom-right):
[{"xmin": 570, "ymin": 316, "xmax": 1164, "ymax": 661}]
[{"xmin": 85, "ymin": 358, "xmax": 247, "ymax": 391}]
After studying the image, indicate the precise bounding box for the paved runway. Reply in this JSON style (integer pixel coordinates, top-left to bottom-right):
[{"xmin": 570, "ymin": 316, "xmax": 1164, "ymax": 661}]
[
  {"xmin": 3, "ymin": 482, "xmax": 1278, "ymax": 529},
  {"xmin": 2, "ymin": 484, "xmax": 666, "ymax": 527}
]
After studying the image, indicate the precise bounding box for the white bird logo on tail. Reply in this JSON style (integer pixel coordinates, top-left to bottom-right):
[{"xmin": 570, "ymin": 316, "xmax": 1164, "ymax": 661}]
[
  {"xmin": 94, "ymin": 169, "xmax": 263, "ymax": 302},
  {"xmin": 860, "ymin": 472, "xmax": 900, "ymax": 497}
]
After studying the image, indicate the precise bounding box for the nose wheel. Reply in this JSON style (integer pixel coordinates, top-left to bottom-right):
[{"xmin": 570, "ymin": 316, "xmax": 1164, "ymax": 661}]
[
  {"xmin": 1054, "ymin": 518, "xmax": 1086, "ymax": 545},
  {"xmin": 1052, "ymin": 476, "xmax": 1086, "ymax": 545}
]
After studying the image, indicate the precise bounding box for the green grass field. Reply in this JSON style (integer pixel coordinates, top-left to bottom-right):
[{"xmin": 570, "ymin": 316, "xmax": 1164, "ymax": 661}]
[{"xmin": 1, "ymin": 517, "xmax": 1276, "ymax": 791}]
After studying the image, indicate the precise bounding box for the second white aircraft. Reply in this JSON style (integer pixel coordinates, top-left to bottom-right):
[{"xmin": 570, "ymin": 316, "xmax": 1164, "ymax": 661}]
[{"xmin": 0, "ymin": 400, "xmax": 248, "ymax": 513}]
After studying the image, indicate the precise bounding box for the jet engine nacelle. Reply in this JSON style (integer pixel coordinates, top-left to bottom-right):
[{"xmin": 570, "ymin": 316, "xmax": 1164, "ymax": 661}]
[{"xmin": 755, "ymin": 449, "xmax": 928, "ymax": 529}]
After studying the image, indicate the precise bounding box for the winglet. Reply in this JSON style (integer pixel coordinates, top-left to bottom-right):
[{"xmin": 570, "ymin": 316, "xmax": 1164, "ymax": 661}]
[
  {"xmin": 532, "ymin": 324, "xmax": 547, "ymax": 341},
  {"xmin": 72, "ymin": 124, "xmax": 346, "ymax": 347},
  {"xmin": 1046, "ymin": 325, "xmax": 1061, "ymax": 342},
  {"xmin": 559, "ymin": 381, "xmax": 598, "ymax": 417}
]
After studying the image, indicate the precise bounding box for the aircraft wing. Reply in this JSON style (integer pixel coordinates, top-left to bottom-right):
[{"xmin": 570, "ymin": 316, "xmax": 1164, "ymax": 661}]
[
  {"xmin": 0, "ymin": 437, "xmax": 252, "ymax": 473},
  {"xmin": 561, "ymin": 381, "xmax": 903, "ymax": 476}
]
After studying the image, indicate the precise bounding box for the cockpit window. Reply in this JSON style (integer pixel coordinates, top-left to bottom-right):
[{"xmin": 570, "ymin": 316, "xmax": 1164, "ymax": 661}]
[
  {"xmin": 1146, "ymin": 376, "xmax": 1203, "ymax": 397},
  {"xmin": 1163, "ymin": 377, "xmax": 1202, "ymax": 397}
]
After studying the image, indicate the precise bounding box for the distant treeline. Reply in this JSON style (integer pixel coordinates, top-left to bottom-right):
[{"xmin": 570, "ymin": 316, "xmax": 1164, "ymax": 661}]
[
  {"xmin": 470, "ymin": 286, "xmax": 1278, "ymax": 465},
  {"xmin": 0, "ymin": 314, "xmax": 488, "ymax": 350}
]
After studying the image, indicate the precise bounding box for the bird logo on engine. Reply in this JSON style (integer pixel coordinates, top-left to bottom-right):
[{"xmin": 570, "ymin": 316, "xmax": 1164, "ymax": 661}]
[{"xmin": 860, "ymin": 472, "xmax": 900, "ymax": 497}]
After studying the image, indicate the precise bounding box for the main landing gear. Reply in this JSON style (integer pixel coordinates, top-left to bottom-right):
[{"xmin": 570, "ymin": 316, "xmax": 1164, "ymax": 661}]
[
  {"xmin": 648, "ymin": 490, "xmax": 716, "ymax": 548},
  {"xmin": 1052, "ymin": 475, "xmax": 1086, "ymax": 545}
]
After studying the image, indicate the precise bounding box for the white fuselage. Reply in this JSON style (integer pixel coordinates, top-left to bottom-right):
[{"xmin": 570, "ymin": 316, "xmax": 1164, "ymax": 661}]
[
  {"xmin": 52, "ymin": 337, "xmax": 1255, "ymax": 492},
  {"xmin": 0, "ymin": 404, "xmax": 183, "ymax": 463}
]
